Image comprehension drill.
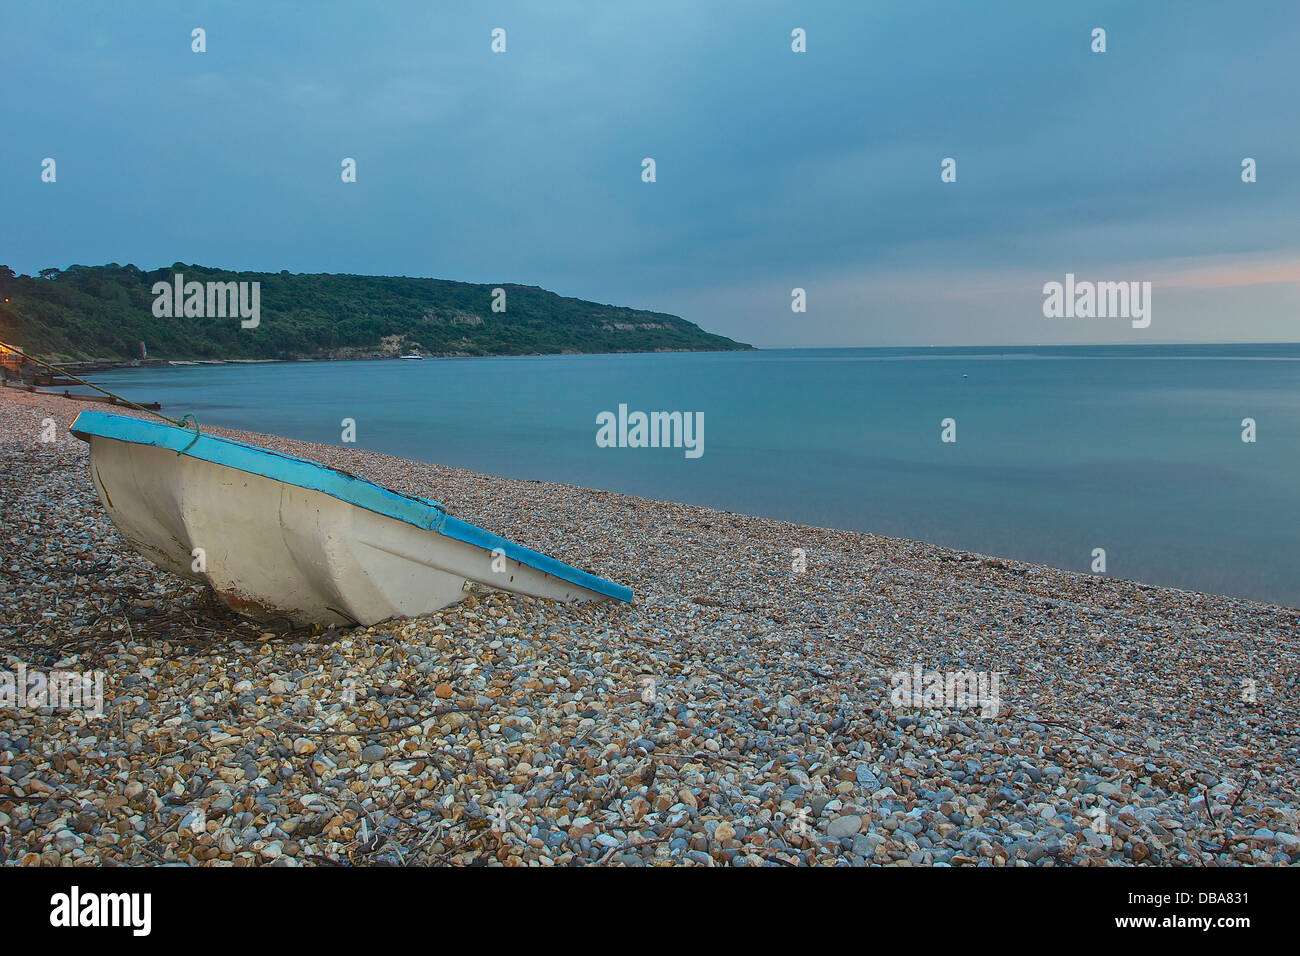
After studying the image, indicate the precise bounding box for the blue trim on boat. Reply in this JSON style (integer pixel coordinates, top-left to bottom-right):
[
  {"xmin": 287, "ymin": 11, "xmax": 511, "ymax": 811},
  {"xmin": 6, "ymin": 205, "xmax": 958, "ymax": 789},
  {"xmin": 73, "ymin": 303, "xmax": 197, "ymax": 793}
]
[{"xmin": 69, "ymin": 410, "xmax": 633, "ymax": 603}]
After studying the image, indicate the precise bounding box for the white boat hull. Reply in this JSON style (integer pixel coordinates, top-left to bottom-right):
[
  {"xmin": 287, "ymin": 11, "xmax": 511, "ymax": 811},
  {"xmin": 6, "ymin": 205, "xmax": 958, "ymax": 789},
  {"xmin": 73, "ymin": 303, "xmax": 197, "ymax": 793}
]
[{"xmin": 76, "ymin": 419, "xmax": 629, "ymax": 626}]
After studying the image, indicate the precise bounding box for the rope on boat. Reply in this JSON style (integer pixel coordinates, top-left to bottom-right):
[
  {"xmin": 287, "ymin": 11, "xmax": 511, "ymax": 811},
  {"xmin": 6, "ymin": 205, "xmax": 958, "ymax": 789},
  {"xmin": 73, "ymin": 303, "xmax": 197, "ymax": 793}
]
[
  {"xmin": 0, "ymin": 339, "xmax": 203, "ymax": 448},
  {"xmin": 175, "ymin": 413, "xmax": 202, "ymax": 455}
]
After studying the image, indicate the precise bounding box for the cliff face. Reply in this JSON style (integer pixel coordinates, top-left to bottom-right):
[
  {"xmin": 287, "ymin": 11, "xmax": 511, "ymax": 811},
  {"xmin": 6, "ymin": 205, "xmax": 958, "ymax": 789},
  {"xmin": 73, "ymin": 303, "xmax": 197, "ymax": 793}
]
[{"xmin": 0, "ymin": 263, "xmax": 752, "ymax": 362}]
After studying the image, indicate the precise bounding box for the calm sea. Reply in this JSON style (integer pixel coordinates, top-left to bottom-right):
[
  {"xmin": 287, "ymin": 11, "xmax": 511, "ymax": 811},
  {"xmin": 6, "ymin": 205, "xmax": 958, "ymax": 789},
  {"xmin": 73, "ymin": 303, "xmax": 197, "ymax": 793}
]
[{"xmin": 87, "ymin": 345, "xmax": 1300, "ymax": 607}]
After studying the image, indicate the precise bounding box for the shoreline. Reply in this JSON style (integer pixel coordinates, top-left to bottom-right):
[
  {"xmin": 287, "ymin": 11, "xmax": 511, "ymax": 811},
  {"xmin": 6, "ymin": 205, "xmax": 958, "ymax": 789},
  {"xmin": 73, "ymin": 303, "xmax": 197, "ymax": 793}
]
[
  {"xmin": 20, "ymin": 345, "xmax": 758, "ymax": 375},
  {"xmin": 39, "ymin": 341, "xmax": 1300, "ymax": 375},
  {"xmin": 4, "ymin": 388, "xmax": 1298, "ymax": 866}
]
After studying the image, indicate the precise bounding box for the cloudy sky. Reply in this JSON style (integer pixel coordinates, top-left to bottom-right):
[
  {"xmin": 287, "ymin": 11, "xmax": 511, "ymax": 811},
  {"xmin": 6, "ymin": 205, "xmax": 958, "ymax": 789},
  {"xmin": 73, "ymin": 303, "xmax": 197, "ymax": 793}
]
[{"xmin": 4, "ymin": 1, "xmax": 1298, "ymax": 346}]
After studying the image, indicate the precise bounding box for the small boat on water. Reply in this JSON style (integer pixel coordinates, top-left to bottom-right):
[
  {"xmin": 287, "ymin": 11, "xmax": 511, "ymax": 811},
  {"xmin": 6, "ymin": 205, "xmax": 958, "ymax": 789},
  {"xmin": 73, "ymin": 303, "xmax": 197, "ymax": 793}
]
[
  {"xmin": 398, "ymin": 353, "xmax": 423, "ymax": 360},
  {"xmin": 69, "ymin": 410, "xmax": 632, "ymax": 626}
]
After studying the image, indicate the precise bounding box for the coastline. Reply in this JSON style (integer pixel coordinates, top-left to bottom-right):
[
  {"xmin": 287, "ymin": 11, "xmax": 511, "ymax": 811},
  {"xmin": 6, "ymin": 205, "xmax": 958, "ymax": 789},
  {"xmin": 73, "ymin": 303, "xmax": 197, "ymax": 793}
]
[
  {"xmin": 56, "ymin": 340, "xmax": 1300, "ymax": 374},
  {"xmin": 4, "ymin": 388, "xmax": 1298, "ymax": 866},
  {"xmin": 38, "ymin": 345, "xmax": 757, "ymax": 375}
]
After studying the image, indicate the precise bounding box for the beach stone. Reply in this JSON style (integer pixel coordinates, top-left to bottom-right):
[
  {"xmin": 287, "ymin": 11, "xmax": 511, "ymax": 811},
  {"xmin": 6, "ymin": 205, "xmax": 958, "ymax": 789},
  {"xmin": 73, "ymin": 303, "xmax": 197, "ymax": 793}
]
[{"xmin": 827, "ymin": 814, "xmax": 863, "ymax": 839}]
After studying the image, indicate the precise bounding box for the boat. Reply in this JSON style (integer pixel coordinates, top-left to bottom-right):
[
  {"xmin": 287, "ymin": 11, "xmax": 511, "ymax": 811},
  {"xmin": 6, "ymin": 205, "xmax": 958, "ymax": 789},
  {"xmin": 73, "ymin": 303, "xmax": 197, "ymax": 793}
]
[
  {"xmin": 68, "ymin": 410, "xmax": 632, "ymax": 626},
  {"xmin": 1, "ymin": 381, "xmax": 162, "ymax": 410},
  {"xmin": 398, "ymin": 353, "xmax": 423, "ymax": 360}
]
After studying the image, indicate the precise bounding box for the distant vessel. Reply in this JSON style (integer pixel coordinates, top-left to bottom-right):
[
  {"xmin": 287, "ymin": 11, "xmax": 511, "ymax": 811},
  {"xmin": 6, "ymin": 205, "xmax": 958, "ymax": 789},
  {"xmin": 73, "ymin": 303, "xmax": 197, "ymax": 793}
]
[
  {"xmin": 69, "ymin": 411, "xmax": 633, "ymax": 626},
  {"xmin": 399, "ymin": 353, "xmax": 423, "ymax": 360}
]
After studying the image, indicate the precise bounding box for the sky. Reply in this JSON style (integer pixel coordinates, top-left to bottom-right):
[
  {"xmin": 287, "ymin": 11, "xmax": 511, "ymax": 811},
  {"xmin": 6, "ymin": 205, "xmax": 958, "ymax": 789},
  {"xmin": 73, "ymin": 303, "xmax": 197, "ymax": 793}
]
[{"xmin": 3, "ymin": 0, "xmax": 1298, "ymax": 347}]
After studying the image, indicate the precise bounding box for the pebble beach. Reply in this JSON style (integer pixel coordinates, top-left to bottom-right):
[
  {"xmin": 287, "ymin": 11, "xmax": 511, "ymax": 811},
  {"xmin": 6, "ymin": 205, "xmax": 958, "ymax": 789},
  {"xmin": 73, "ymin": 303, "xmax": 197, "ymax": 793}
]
[{"xmin": 3, "ymin": 388, "xmax": 1298, "ymax": 867}]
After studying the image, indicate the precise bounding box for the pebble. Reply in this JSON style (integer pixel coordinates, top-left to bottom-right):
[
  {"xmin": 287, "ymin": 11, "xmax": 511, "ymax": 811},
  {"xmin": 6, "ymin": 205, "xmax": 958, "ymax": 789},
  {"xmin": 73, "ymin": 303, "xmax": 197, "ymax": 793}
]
[{"xmin": 827, "ymin": 815, "xmax": 863, "ymax": 839}]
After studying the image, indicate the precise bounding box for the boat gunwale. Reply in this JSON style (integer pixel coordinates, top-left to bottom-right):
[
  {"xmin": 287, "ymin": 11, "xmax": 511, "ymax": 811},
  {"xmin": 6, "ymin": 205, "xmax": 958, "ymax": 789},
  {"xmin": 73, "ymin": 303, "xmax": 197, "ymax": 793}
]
[{"xmin": 68, "ymin": 410, "xmax": 633, "ymax": 603}]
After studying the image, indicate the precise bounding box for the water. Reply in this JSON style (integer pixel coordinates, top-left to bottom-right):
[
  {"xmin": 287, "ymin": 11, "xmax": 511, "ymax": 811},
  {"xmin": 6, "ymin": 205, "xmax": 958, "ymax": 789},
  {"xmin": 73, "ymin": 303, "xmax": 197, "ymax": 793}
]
[{"xmin": 85, "ymin": 345, "xmax": 1300, "ymax": 606}]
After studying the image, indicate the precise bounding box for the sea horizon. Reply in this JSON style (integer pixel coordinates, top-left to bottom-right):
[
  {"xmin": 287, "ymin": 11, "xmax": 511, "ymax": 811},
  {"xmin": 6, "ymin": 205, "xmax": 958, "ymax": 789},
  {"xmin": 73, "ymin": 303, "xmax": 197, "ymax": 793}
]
[{"xmin": 68, "ymin": 340, "xmax": 1300, "ymax": 361}]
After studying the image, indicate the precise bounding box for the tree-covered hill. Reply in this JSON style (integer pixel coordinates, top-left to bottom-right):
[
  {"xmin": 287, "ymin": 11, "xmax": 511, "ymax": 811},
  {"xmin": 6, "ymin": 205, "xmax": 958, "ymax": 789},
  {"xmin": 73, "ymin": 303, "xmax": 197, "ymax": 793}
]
[{"xmin": 0, "ymin": 263, "xmax": 751, "ymax": 362}]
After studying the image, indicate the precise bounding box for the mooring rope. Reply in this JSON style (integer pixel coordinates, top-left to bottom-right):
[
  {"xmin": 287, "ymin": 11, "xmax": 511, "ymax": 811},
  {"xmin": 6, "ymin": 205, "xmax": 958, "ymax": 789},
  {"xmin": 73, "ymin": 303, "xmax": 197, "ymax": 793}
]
[
  {"xmin": 175, "ymin": 413, "xmax": 203, "ymax": 455},
  {"xmin": 0, "ymin": 339, "xmax": 201, "ymax": 448}
]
